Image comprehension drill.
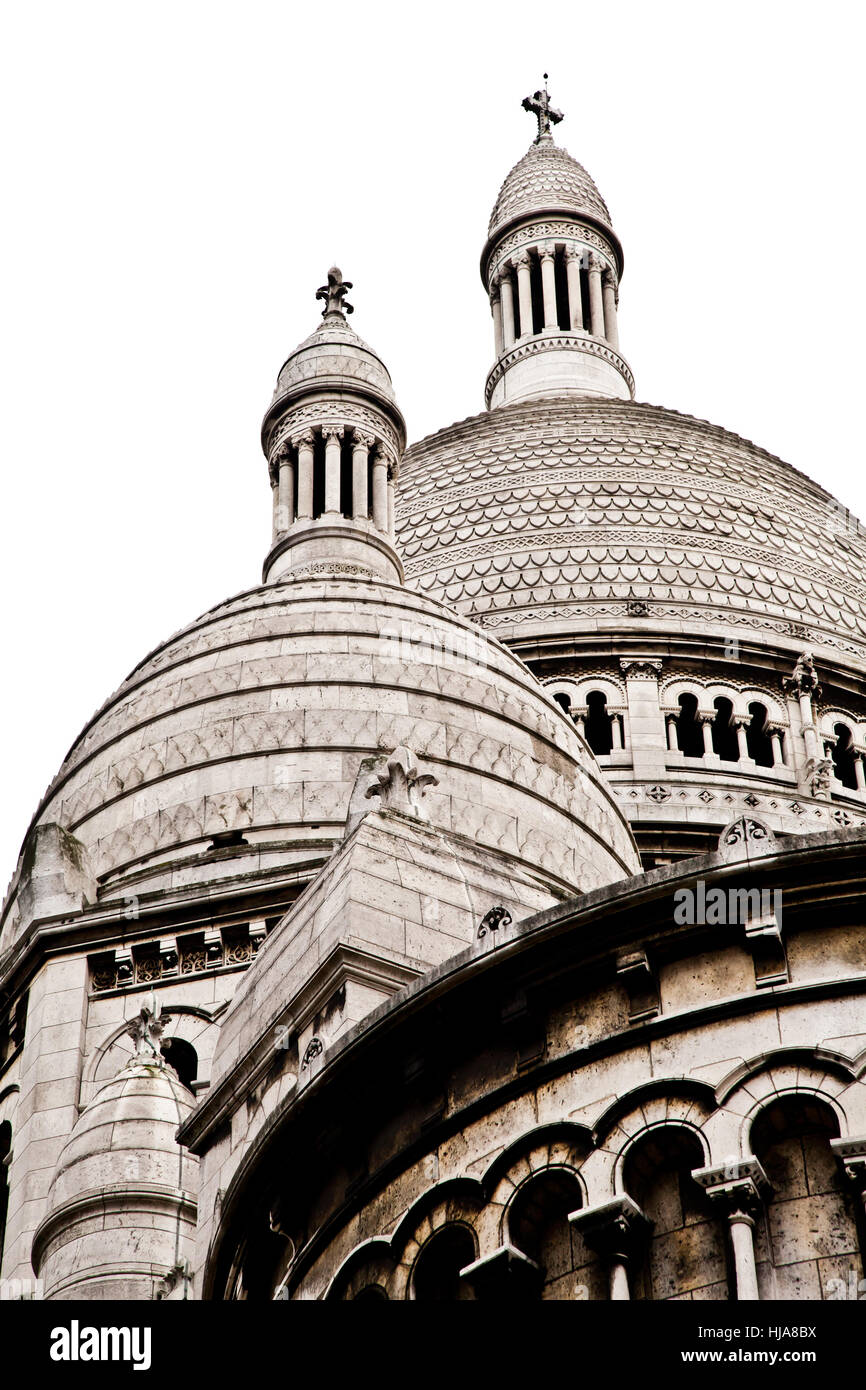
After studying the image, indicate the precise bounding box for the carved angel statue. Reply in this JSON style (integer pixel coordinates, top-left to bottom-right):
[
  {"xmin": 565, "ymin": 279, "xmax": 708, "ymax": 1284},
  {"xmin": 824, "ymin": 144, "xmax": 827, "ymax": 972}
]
[
  {"xmin": 126, "ymin": 990, "xmax": 166, "ymax": 1063},
  {"xmin": 315, "ymin": 266, "xmax": 354, "ymax": 317}
]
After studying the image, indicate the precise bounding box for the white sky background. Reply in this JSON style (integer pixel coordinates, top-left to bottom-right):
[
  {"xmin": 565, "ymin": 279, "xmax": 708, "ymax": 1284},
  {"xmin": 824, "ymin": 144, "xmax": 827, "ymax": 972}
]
[{"xmin": 1, "ymin": 0, "xmax": 864, "ymax": 883}]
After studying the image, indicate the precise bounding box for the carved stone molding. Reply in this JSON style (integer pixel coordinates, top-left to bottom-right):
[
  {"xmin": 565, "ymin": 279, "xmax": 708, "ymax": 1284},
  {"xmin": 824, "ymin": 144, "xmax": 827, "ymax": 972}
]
[
  {"xmin": 266, "ymin": 401, "xmax": 399, "ymax": 461},
  {"xmin": 619, "ymin": 659, "xmax": 663, "ymax": 680},
  {"xmin": 484, "ymin": 334, "xmax": 635, "ymax": 406},
  {"xmin": 692, "ymin": 1157, "xmax": 772, "ymax": 1218},
  {"xmin": 718, "ymin": 815, "xmax": 777, "ymax": 861},
  {"xmin": 490, "ymin": 218, "xmax": 617, "ymax": 275}
]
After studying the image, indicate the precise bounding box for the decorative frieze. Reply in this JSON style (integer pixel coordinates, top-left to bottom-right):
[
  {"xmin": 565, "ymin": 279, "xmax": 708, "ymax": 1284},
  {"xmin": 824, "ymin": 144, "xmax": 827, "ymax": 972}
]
[{"xmin": 89, "ymin": 920, "xmax": 275, "ymax": 992}]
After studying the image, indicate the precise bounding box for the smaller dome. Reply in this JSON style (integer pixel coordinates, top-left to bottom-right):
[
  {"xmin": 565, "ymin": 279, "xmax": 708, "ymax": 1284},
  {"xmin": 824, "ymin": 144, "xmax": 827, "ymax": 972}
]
[
  {"xmin": 488, "ymin": 140, "xmax": 612, "ymax": 241},
  {"xmin": 270, "ymin": 312, "xmax": 396, "ymax": 416},
  {"xmin": 33, "ymin": 1057, "xmax": 197, "ymax": 1300}
]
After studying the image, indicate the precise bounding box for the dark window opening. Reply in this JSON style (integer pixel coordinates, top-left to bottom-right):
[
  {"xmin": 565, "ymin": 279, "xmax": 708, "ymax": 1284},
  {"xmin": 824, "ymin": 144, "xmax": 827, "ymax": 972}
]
[
  {"xmin": 579, "ymin": 267, "xmax": 591, "ymax": 331},
  {"xmin": 712, "ymin": 697, "xmax": 739, "ymax": 762},
  {"xmin": 746, "ymin": 702, "xmax": 774, "ymax": 767},
  {"xmin": 161, "ymin": 1037, "xmax": 198, "ymax": 1090},
  {"xmin": 832, "ymin": 723, "xmax": 859, "ymax": 789},
  {"xmin": 585, "ymin": 691, "xmax": 612, "ymax": 756},
  {"xmin": 511, "ymin": 271, "xmax": 522, "ymax": 339},
  {"xmin": 339, "ymin": 434, "xmax": 353, "ymax": 518},
  {"xmin": 353, "ymin": 1284, "xmax": 388, "ymax": 1301},
  {"xmin": 554, "ymin": 250, "xmax": 570, "ymax": 330},
  {"xmin": 553, "ymin": 691, "xmax": 572, "ymax": 715},
  {"xmin": 676, "ymin": 693, "xmax": 704, "ymax": 758},
  {"xmin": 413, "ymin": 1226, "xmax": 476, "ymax": 1301},
  {"xmin": 529, "ymin": 254, "xmax": 544, "ymax": 335},
  {"xmin": 312, "ymin": 432, "xmax": 326, "ymax": 518}
]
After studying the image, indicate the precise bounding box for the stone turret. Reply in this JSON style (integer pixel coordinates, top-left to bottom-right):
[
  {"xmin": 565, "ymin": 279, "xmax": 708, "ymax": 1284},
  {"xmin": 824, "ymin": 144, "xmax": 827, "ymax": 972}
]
[
  {"xmin": 481, "ymin": 80, "xmax": 634, "ymax": 408},
  {"xmin": 261, "ymin": 267, "xmax": 407, "ymax": 585}
]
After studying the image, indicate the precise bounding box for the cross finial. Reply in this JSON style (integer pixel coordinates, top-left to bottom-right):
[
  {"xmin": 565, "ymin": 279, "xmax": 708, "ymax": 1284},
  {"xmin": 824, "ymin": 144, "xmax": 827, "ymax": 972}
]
[
  {"xmin": 315, "ymin": 266, "xmax": 354, "ymax": 318},
  {"xmin": 522, "ymin": 74, "xmax": 563, "ymax": 143}
]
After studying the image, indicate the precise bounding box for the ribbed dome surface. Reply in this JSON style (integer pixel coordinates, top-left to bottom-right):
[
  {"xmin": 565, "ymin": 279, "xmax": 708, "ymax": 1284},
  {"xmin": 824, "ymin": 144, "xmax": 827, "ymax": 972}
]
[
  {"xmin": 488, "ymin": 140, "xmax": 612, "ymax": 240},
  {"xmin": 1, "ymin": 576, "xmax": 638, "ymax": 945},
  {"xmin": 396, "ymin": 398, "xmax": 866, "ymax": 660},
  {"xmin": 270, "ymin": 313, "xmax": 395, "ymax": 412},
  {"xmin": 44, "ymin": 1060, "xmax": 195, "ymax": 1211}
]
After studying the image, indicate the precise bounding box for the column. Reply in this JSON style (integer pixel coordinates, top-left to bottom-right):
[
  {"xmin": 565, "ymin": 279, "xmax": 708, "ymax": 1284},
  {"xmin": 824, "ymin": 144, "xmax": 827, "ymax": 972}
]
[
  {"xmin": 734, "ymin": 718, "xmax": 750, "ymax": 761},
  {"xmin": 568, "ymin": 1196, "xmax": 650, "ymax": 1302},
  {"xmin": 271, "ymin": 480, "xmax": 279, "ymax": 543},
  {"xmin": 666, "ymin": 715, "xmax": 678, "ymax": 752},
  {"xmin": 728, "ymin": 1212, "xmax": 760, "ymax": 1301},
  {"xmin": 387, "ymin": 462, "xmax": 396, "ymax": 536},
  {"xmin": 539, "ymin": 244, "xmax": 557, "ymax": 330},
  {"xmin": 573, "ymin": 711, "xmax": 586, "ymax": 738},
  {"xmin": 602, "ymin": 268, "xmax": 619, "ymax": 349},
  {"xmin": 277, "ymin": 447, "xmax": 294, "ymax": 530},
  {"xmin": 490, "ymin": 276, "xmax": 504, "ymax": 356},
  {"xmin": 372, "ymin": 448, "xmax": 389, "ymax": 531},
  {"xmin": 515, "ymin": 252, "xmax": 533, "ymax": 339},
  {"xmin": 351, "ymin": 432, "xmax": 372, "ymax": 520},
  {"xmin": 565, "ymin": 246, "xmax": 584, "ymax": 330},
  {"xmin": 588, "ymin": 253, "xmax": 605, "ymax": 337},
  {"xmin": 500, "ymin": 268, "xmax": 516, "ymax": 349},
  {"xmin": 855, "ymin": 755, "xmax": 866, "ymax": 791},
  {"xmin": 798, "ymin": 691, "xmax": 819, "ymax": 763},
  {"xmin": 700, "ymin": 714, "xmax": 715, "ymax": 757},
  {"xmin": 294, "ymin": 431, "xmax": 314, "ymax": 521},
  {"xmin": 693, "ymin": 1162, "xmax": 770, "ymax": 1302},
  {"xmin": 610, "ymin": 714, "xmax": 623, "ymax": 750},
  {"xmin": 768, "ymin": 727, "xmax": 785, "ymax": 767},
  {"xmin": 323, "ymin": 427, "xmax": 342, "ymax": 515}
]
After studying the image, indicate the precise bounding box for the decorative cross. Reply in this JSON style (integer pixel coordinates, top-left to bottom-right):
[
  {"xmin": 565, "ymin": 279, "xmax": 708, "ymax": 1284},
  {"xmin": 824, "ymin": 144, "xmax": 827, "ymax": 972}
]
[
  {"xmin": 315, "ymin": 266, "xmax": 354, "ymax": 317},
  {"xmin": 522, "ymin": 75, "xmax": 563, "ymax": 143}
]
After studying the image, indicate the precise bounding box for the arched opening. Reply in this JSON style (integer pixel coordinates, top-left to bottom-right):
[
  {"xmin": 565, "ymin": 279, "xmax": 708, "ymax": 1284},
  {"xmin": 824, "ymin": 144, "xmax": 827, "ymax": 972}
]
[
  {"xmin": 0, "ymin": 1121, "xmax": 11, "ymax": 1272},
  {"xmin": 412, "ymin": 1225, "xmax": 476, "ymax": 1301},
  {"xmin": 509, "ymin": 1169, "xmax": 601, "ymax": 1300},
  {"xmin": 675, "ymin": 693, "xmax": 704, "ymax": 758},
  {"xmin": 711, "ymin": 696, "xmax": 739, "ymax": 762},
  {"xmin": 554, "ymin": 250, "xmax": 571, "ymax": 331},
  {"xmin": 623, "ymin": 1127, "xmax": 728, "ymax": 1300},
  {"xmin": 352, "ymin": 1284, "xmax": 388, "ymax": 1301},
  {"xmin": 161, "ymin": 1037, "xmax": 198, "ymax": 1090},
  {"xmin": 746, "ymin": 702, "xmax": 774, "ymax": 767},
  {"xmin": 552, "ymin": 691, "xmax": 572, "ymax": 715},
  {"xmin": 751, "ymin": 1095, "xmax": 863, "ymax": 1300},
  {"xmin": 831, "ymin": 724, "xmax": 859, "ymax": 790},
  {"xmin": 529, "ymin": 252, "xmax": 544, "ymax": 335},
  {"xmin": 585, "ymin": 691, "xmax": 613, "ymax": 756}
]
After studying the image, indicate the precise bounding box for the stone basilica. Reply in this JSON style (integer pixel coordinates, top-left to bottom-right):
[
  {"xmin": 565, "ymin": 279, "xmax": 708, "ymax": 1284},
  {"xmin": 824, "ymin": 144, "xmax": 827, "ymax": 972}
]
[{"xmin": 2, "ymin": 86, "xmax": 866, "ymax": 1303}]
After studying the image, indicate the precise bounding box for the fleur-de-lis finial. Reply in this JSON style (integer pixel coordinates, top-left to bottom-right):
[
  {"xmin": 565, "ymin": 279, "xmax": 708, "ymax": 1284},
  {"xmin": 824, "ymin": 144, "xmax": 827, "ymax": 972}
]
[
  {"xmin": 315, "ymin": 266, "xmax": 354, "ymax": 318},
  {"xmin": 522, "ymin": 74, "xmax": 564, "ymax": 143}
]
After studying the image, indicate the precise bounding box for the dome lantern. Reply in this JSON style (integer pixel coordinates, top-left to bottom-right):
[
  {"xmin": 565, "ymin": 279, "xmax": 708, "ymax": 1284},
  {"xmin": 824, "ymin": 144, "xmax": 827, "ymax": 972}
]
[
  {"xmin": 481, "ymin": 82, "xmax": 634, "ymax": 409},
  {"xmin": 260, "ymin": 268, "xmax": 407, "ymax": 586}
]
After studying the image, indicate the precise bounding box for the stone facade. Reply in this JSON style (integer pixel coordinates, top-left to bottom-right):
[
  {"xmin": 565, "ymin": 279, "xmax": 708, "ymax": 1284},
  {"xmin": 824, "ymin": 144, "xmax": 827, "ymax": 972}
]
[{"xmin": 1, "ymin": 85, "xmax": 865, "ymax": 1303}]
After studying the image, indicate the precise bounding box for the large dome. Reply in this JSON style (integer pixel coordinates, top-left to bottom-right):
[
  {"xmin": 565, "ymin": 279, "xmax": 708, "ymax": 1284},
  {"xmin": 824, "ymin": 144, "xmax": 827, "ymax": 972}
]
[
  {"xmin": 0, "ymin": 575, "xmax": 638, "ymax": 948},
  {"xmin": 397, "ymin": 397, "xmax": 866, "ymax": 661},
  {"xmin": 488, "ymin": 140, "xmax": 612, "ymax": 242}
]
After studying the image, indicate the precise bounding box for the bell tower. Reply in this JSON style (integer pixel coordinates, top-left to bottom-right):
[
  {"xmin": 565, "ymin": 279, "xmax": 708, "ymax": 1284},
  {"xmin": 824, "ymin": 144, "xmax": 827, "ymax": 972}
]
[
  {"xmin": 481, "ymin": 80, "xmax": 634, "ymax": 408},
  {"xmin": 261, "ymin": 268, "xmax": 407, "ymax": 586}
]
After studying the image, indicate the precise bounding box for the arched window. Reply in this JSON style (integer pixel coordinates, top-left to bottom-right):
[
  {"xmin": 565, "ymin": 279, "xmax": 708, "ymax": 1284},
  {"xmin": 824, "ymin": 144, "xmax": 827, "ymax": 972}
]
[
  {"xmin": 552, "ymin": 691, "xmax": 572, "ymax": 715},
  {"xmin": 675, "ymin": 693, "xmax": 704, "ymax": 758},
  {"xmin": 585, "ymin": 691, "xmax": 613, "ymax": 756},
  {"xmin": 161, "ymin": 1037, "xmax": 198, "ymax": 1090},
  {"xmin": 509, "ymin": 1169, "xmax": 601, "ymax": 1300},
  {"xmin": 413, "ymin": 1225, "xmax": 476, "ymax": 1301},
  {"xmin": 746, "ymin": 702, "xmax": 774, "ymax": 767},
  {"xmin": 831, "ymin": 724, "xmax": 859, "ymax": 790},
  {"xmin": 0, "ymin": 1120, "xmax": 11, "ymax": 1272},
  {"xmin": 623, "ymin": 1128, "xmax": 727, "ymax": 1300},
  {"xmin": 751, "ymin": 1096, "xmax": 863, "ymax": 1299},
  {"xmin": 711, "ymin": 696, "xmax": 739, "ymax": 762}
]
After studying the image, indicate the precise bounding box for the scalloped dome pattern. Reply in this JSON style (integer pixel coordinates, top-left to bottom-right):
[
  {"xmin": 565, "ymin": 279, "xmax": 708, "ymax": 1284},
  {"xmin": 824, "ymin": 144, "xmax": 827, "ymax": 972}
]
[
  {"xmin": 488, "ymin": 141, "xmax": 612, "ymax": 241},
  {"xmin": 396, "ymin": 400, "xmax": 866, "ymax": 659},
  {"xmin": 271, "ymin": 315, "xmax": 395, "ymax": 408}
]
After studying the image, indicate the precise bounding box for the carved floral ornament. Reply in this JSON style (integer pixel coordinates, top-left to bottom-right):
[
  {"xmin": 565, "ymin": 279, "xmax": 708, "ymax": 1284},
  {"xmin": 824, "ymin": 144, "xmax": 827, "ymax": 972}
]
[
  {"xmin": 364, "ymin": 746, "xmax": 439, "ymax": 820},
  {"xmin": 266, "ymin": 402, "xmax": 399, "ymax": 461}
]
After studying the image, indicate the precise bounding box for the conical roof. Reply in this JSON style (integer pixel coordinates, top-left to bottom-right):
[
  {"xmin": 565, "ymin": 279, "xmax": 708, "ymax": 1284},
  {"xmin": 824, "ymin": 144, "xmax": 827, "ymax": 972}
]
[{"xmin": 488, "ymin": 138, "xmax": 612, "ymax": 241}]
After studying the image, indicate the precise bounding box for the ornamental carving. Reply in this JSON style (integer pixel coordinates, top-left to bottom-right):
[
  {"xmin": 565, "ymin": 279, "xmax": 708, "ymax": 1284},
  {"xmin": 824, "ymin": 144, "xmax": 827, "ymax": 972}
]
[
  {"xmin": 489, "ymin": 219, "xmax": 617, "ymax": 275},
  {"xmin": 484, "ymin": 336, "xmax": 635, "ymax": 405},
  {"xmin": 265, "ymin": 402, "xmax": 399, "ymax": 461},
  {"xmin": 718, "ymin": 815, "xmax": 777, "ymax": 860}
]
